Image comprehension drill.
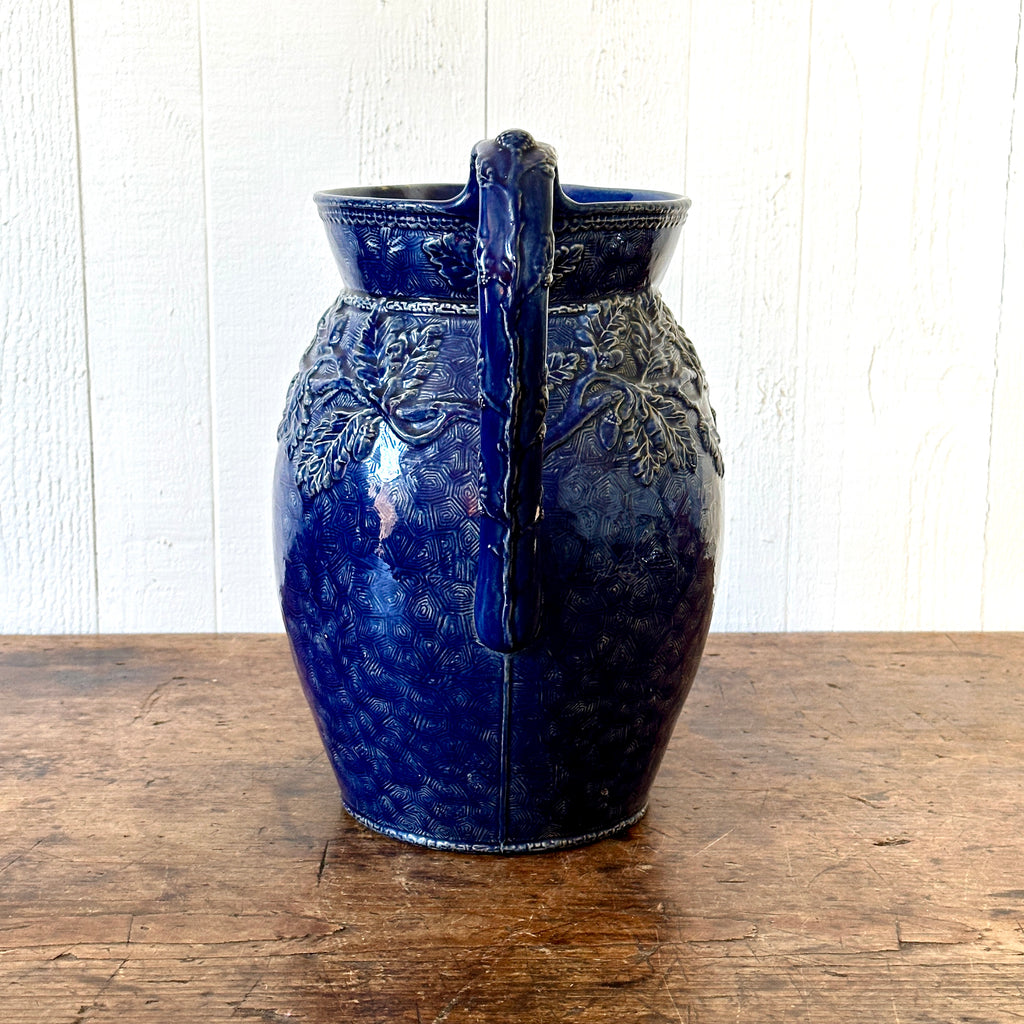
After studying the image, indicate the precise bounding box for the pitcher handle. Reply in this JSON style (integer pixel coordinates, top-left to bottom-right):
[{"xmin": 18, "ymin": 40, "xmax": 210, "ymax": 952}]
[{"xmin": 472, "ymin": 130, "xmax": 556, "ymax": 653}]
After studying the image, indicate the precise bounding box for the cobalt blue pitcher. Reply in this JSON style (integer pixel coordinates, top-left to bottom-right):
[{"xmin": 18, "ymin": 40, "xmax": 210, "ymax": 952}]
[{"xmin": 274, "ymin": 131, "xmax": 723, "ymax": 852}]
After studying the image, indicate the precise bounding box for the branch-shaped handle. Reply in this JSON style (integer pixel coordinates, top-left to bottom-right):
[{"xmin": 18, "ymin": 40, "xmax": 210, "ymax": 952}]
[{"xmin": 472, "ymin": 130, "xmax": 556, "ymax": 653}]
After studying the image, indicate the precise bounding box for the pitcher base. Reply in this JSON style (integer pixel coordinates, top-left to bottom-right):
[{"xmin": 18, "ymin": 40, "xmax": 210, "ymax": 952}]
[{"xmin": 342, "ymin": 803, "xmax": 648, "ymax": 855}]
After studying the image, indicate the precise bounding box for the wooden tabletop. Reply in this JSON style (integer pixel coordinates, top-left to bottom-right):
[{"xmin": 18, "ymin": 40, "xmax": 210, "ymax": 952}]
[{"xmin": 2, "ymin": 633, "xmax": 1023, "ymax": 1022}]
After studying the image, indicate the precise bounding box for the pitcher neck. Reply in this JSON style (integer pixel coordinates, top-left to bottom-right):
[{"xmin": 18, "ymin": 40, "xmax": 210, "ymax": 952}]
[{"xmin": 314, "ymin": 180, "xmax": 688, "ymax": 304}]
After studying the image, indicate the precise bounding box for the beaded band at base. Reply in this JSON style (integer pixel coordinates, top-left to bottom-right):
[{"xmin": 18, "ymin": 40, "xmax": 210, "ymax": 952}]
[{"xmin": 342, "ymin": 803, "xmax": 649, "ymax": 855}]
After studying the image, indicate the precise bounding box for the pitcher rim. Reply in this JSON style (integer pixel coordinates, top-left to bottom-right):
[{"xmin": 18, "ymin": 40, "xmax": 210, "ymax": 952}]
[{"xmin": 313, "ymin": 181, "xmax": 691, "ymax": 220}]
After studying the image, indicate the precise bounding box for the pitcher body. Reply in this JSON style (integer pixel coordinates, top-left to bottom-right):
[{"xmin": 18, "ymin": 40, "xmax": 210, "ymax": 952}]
[{"xmin": 274, "ymin": 132, "xmax": 723, "ymax": 852}]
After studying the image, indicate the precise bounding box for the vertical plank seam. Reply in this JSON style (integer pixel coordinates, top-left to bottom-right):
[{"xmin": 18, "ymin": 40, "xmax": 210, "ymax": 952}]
[
  {"xmin": 679, "ymin": 0, "xmax": 694, "ymax": 319},
  {"xmin": 982, "ymin": 0, "xmax": 1023, "ymax": 628},
  {"xmin": 196, "ymin": 0, "xmax": 222, "ymax": 631},
  {"xmin": 904, "ymin": 4, "xmax": 941, "ymax": 629},
  {"xmin": 67, "ymin": 0, "xmax": 100, "ymax": 633},
  {"xmin": 786, "ymin": 0, "xmax": 816, "ymax": 630},
  {"xmin": 483, "ymin": 0, "xmax": 489, "ymax": 136}
]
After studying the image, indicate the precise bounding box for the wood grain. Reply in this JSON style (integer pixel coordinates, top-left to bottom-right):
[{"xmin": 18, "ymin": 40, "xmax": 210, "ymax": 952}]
[
  {"xmin": 2, "ymin": 633, "xmax": 1023, "ymax": 1021},
  {"xmin": 0, "ymin": 1, "xmax": 96, "ymax": 632}
]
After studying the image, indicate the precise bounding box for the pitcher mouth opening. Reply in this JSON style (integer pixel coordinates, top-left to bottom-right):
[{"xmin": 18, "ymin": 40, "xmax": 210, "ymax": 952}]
[
  {"xmin": 314, "ymin": 181, "xmax": 689, "ymax": 212},
  {"xmin": 315, "ymin": 183, "xmax": 464, "ymax": 203},
  {"xmin": 559, "ymin": 183, "xmax": 687, "ymax": 206}
]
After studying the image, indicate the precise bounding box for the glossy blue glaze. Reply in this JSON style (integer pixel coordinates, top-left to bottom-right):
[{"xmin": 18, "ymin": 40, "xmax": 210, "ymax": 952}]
[
  {"xmin": 274, "ymin": 131, "xmax": 723, "ymax": 852},
  {"xmin": 472, "ymin": 130, "xmax": 555, "ymax": 652}
]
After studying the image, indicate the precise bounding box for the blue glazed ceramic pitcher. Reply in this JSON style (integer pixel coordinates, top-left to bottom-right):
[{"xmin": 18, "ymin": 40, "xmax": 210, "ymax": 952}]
[{"xmin": 274, "ymin": 131, "xmax": 723, "ymax": 852}]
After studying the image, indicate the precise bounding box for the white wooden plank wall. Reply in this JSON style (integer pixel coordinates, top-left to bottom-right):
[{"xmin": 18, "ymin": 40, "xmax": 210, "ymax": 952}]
[
  {"xmin": 1, "ymin": 0, "xmax": 1021, "ymax": 634},
  {"xmin": 985, "ymin": 1, "xmax": 1024, "ymax": 630},
  {"xmin": 682, "ymin": 0, "xmax": 810, "ymax": 630},
  {"xmin": 73, "ymin": 0, "xmax": 216, "ymax": 631},
  {"xmin": 788, "ymin": 0, "xmax": 1020, "ymax": 630},
  {"xmin": 1, "ymin": 1, "xmax": 96, "ymax": 632}
]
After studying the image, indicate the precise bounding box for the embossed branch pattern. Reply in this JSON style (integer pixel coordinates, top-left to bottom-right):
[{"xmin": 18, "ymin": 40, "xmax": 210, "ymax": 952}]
[
  {"xmin": 279, "ymin": 298, "xmax": 477, "ymax": 498},
  {"xmin": 279, "ymin": 289, "xmax": 722, "ymax": 501},
  {"xmin": 546, "ymin": 291, "xmax": 724, "ymax": 482}
]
